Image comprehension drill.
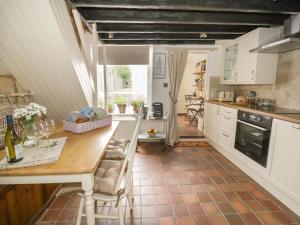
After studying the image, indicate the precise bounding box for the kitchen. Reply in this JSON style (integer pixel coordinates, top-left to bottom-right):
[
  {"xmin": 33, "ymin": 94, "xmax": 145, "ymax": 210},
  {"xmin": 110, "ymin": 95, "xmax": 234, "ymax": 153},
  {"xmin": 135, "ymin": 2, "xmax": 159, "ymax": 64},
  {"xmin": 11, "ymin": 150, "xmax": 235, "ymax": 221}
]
[
  {"xmin": 1, "ymin": 1, "xmax": 300, "ymax": 225},
  {"xmin": 204, "ymin": 15, "xmax": 300, "ymax": 218}
]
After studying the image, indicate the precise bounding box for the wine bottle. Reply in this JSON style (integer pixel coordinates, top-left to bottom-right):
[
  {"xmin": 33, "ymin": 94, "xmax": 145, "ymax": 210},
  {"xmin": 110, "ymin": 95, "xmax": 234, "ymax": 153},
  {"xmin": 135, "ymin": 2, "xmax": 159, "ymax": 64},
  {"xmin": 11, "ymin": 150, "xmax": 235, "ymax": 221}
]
[{"xmin": 4, "ymin": 115, "xmax": 23, "ymax": 163}]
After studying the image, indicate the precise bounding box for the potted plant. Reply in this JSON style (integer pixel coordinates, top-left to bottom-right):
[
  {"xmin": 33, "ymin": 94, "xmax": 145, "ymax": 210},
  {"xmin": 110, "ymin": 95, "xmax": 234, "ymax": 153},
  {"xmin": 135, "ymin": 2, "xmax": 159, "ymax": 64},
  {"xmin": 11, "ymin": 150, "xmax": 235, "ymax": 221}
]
[
  {"xmin": 107, "ymin": 101, "xmax": 115, "ymax": 113},
  {"xmin": 114, "ymin": 96, "xmax": 127, "ymax": 113},
  {"xmin": 131, "ymin": 99, "xmax": 144, "ymax": 113}
]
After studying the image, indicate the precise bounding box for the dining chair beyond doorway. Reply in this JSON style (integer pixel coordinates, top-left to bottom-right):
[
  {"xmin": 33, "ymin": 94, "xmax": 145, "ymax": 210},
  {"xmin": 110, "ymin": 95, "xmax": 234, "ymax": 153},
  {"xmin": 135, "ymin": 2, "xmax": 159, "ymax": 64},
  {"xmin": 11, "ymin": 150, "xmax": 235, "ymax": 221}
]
[{"xmin": 186, "ymin": 98, "xmax": 205, "ymax": 125}]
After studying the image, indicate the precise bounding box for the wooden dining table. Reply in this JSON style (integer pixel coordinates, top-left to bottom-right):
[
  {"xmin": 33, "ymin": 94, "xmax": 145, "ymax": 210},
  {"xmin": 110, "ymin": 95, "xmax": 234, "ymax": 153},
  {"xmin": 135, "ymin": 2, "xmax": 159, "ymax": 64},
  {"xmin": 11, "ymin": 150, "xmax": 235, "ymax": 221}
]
[{"xmin": 0, "ymin": 121, "xmax": 120, "ymax": 225}]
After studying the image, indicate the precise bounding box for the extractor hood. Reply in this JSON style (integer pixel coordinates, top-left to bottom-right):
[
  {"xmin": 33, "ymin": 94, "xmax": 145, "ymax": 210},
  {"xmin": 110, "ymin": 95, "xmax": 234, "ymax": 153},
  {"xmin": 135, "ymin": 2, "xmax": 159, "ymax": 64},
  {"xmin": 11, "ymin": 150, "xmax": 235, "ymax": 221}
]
[{"xmin": 251, "ymin": 14, "xmax": 300, "ymax": 53}]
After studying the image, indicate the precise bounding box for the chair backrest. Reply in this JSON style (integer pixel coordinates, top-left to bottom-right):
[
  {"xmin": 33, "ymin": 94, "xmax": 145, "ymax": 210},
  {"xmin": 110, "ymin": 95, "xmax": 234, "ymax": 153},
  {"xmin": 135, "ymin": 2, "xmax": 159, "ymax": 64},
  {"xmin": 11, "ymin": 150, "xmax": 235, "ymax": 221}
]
[
  {"xmin": 114, "ymin": 111, "xmax": 142, "ymax": 194},
  {"xmin": 184, "ymin": 95, "xmax": 194, "ymax": 100}
]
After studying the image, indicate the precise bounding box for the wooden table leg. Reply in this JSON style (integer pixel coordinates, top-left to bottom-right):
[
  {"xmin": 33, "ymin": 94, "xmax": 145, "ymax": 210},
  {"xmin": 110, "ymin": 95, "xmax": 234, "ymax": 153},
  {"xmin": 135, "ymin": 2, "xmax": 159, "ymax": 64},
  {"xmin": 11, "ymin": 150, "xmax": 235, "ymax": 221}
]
[{"xmin": 82, "ymin": 174, "xmax": 95, "ymax": 225}]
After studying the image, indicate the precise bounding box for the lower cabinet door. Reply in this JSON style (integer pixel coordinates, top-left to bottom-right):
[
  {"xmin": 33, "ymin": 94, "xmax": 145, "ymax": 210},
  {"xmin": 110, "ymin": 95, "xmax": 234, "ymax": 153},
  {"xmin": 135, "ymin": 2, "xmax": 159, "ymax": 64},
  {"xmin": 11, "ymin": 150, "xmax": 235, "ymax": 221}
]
[
  {"xmin": 270, "ymin": 119, "xmax": 300, "ymax": 198},
  {"xmin": 204, "ymin": 103, "xmax": 219, "ymax": 142},
  {"xmin": 217, "ymin": 114, "xmax": 236, "ymax": 152},
  {"xmin": 217, "ymin": 130, "xmax": 232, "ymax": 151}
]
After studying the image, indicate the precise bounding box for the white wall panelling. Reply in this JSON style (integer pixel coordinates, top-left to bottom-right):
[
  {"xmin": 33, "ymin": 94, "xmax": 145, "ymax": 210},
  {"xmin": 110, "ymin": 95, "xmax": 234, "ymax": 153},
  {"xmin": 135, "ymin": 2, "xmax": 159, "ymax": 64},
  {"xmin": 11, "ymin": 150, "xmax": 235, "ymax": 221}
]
[
  {"xmin": 0, "ymin": 0, "xmax": 94, "ymax": 120},
  {"xmin": 0, "ymin": 58, "xmax": 10, "ymax": 75}
]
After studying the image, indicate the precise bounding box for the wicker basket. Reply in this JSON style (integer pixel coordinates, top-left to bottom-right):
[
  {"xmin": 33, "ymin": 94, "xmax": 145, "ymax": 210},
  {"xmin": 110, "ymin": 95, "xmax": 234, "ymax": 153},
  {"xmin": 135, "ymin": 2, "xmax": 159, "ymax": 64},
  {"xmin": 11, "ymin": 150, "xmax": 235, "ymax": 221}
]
[{"xmin": 63, "ymin": 115, "xmax": 112, "ymax": 134}]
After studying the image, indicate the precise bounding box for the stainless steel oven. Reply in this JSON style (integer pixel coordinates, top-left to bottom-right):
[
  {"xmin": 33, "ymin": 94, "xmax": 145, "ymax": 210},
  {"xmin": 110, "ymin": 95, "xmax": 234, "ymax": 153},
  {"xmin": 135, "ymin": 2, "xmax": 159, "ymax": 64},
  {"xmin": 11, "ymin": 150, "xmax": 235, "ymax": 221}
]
[{"xmin": 234, "ymin": 110, "xmax": 273, "ymax": 167}]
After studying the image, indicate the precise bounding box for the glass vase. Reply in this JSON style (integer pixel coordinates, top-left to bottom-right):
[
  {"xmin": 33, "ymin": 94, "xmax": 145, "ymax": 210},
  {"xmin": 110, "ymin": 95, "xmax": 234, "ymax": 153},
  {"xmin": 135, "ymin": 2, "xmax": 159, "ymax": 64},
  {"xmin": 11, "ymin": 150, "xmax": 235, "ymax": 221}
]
[{"xmin": 21, "ymin": 121, "xmax": 37, "ymax": 148}]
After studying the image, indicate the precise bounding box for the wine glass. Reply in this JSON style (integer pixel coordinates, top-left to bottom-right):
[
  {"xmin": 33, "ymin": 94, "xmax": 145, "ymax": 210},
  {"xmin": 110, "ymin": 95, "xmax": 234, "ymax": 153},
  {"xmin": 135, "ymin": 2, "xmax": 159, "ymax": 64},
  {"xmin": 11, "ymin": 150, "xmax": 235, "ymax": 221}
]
[
  {"xmin": 34, "ymin": 122, "xmax": 44, "ymax": 149},
  {"xmin": 40, "ymin": 119, "xmax": 56, "ymax": 148}
]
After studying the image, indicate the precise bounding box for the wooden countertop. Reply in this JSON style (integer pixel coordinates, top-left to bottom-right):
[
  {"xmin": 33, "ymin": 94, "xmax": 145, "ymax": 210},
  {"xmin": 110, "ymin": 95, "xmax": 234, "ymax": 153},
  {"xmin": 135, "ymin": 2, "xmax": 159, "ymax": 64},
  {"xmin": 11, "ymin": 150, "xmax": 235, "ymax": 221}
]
[
  {"xmin": 207, "ymin": 100, "xmax": 300, "ymax": 125},
  {"xmin": 0, "ymin": 121, "xmax": 119, "ymax": 177}
]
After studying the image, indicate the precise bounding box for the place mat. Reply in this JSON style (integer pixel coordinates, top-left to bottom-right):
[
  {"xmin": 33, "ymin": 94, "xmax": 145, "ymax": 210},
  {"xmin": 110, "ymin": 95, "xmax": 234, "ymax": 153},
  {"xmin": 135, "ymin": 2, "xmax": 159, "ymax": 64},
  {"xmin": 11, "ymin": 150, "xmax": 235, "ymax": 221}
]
[{"xmin": 0, "ymin": 137, "xmax": 67, "ymax": 170}]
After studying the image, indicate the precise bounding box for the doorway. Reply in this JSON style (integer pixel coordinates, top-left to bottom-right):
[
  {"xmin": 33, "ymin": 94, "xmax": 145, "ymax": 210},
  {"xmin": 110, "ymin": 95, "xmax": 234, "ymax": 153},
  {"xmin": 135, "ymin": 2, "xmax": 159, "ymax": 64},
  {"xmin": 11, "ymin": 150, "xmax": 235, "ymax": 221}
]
[{"xmin": 177, "ymin": 53, "xmax": 207, "ymax": 139}]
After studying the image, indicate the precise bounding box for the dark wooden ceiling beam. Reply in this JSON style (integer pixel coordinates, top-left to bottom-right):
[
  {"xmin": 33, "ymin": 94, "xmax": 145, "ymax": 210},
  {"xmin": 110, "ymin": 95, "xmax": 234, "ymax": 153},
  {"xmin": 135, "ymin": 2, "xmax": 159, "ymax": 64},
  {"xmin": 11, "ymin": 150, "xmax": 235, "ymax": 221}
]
[
  {"xmin": 71, "ymin": 0, "xmax": 300, "ymax": 14},
  {"xmin": 99, "ymin": 33, "xmax": 240, "ymax": 40},
  {"xmin": 96, "ymin": 23, "xmax": 262, "ymax": 34},
  {"xmin": 102, "ymin": 39, "xmax": 215, "ymax": 45},
  {"xmin": 78, "ymin": 8, "xmax": 288, "ymax": 26}
]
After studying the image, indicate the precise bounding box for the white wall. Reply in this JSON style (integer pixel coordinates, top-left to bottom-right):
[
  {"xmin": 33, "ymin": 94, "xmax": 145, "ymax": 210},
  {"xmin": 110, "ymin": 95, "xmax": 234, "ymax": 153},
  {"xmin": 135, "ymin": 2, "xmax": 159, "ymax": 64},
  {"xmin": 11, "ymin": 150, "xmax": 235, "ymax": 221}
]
[
  {"xmin": 152, "ymin": 46, "xmax": 170, "ymax": 115},
  {"xmin": 0, "ymin": 0, "xmax": 93, "ymax": 121},
  {"xmin": 0, "ymin": 58, "xmax": 10, "ymax": 75}
]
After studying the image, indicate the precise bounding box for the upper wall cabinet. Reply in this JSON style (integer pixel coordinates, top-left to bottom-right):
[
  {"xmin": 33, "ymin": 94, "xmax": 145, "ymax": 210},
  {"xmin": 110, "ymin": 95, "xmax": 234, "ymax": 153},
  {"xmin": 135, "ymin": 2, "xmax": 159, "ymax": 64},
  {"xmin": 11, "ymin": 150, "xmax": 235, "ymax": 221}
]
[
  {"xmin": 223, "ymin": 44, "xmax": 238, "ymax": 83},
  {"xmin": 221, "ymin": 28, "xmax": 281, "ymax": 85}
]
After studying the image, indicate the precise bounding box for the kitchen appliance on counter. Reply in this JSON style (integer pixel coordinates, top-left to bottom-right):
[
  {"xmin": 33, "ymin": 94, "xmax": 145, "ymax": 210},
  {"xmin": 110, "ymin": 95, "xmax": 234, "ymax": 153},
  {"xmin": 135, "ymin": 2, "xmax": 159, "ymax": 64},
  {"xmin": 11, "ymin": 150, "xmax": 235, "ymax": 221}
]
[
  {"xmin": 218, "ymin": 91, "xmax": 234, "ymax": 102},
  {"xmin": 247, "ymin": 97, "xmax": 274, "ymax": 111},
  {"xmin": 235, "ymin": 96, "xmax": 247, "ymax": 105},
  {"xmin": 244, "ymin": 97, "xmax": 300, "ymax": 114},
  {"xmin": 235, "ymin": 110, "xmax": 273, "ymax": 167}
]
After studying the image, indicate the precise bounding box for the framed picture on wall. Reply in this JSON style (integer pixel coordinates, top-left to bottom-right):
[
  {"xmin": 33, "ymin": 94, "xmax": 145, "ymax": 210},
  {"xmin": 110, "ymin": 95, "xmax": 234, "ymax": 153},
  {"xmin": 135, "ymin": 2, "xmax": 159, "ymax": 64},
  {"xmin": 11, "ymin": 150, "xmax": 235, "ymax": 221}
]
[{"xmin": 153, "ymin": 53, "xmax": 166, "ymax": 79}]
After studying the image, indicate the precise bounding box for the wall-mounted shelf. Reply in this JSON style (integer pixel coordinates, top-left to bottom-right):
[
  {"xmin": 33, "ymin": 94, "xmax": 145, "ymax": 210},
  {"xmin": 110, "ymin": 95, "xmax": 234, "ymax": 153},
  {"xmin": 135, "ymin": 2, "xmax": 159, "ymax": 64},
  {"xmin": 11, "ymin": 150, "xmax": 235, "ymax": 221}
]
[{"xmin": 193, "ymin": 71, "xmax": 206, "ymax": 75}]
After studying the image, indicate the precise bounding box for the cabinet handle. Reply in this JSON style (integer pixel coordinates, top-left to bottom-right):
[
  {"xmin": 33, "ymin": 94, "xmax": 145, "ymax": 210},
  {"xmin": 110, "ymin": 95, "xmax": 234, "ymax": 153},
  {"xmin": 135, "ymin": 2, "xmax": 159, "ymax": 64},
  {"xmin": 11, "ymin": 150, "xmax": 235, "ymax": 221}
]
[
  {"xmin": 225, "ymin": 110, "xmax": 232, "ymax": 114},
  {"xmin": 224, "ymin": 116, "xmax": 231, "ymax": 120},
  {"xmin": 292, "ymin": 125, "xmax": 300, "ymax": 129},
  {"xmin": 222, "ymin": 133, "xmax": 229, "ymax": 138},
  {"xmin": 251, "ymin": 70, "xmax": 255, "ymax": 80}
]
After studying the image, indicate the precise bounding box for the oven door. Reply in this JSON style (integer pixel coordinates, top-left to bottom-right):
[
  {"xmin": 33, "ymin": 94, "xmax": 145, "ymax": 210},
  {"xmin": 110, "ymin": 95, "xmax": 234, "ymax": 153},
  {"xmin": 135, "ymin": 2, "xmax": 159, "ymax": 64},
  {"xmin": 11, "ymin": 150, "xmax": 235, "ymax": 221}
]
[{"xmin": 234, "ymin": 120, "xmax": 271, "ymax": 167}]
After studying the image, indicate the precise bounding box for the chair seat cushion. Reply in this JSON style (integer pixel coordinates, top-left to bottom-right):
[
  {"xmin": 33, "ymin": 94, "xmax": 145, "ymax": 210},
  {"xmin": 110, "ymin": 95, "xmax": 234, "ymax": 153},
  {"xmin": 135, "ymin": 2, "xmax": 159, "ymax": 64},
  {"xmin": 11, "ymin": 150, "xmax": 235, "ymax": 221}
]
[
  {"xmin": 94, "ymin": 160, "xmax": 122, "ymax": 195},
  {"xmin": 103, "ymin": 147, "xmax": 126, "ymax": 159},
  {"xmin": 187, "ymin": 105, "xmax": 200, "ymax": 110},
  {"xmin": 103, "ymin": 139, "xmax": 128, "ymax": 159},
  {"xmin": 108, "ymin": 139, "xmax": 128, "ymax": 148}
]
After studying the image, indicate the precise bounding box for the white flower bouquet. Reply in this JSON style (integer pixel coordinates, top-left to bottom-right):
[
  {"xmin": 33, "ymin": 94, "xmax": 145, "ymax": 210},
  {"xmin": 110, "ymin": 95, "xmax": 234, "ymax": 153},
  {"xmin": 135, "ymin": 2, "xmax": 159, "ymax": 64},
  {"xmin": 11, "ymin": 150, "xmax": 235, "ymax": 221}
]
[{"xmin": 13, "ymin": 103, "xmax": 47, "ymax": 125}]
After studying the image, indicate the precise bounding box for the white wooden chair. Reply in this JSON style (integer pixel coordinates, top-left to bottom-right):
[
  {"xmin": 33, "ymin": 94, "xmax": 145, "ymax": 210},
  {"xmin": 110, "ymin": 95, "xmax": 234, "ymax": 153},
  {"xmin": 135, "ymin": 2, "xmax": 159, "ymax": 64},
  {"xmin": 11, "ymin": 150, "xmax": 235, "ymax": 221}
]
[
  {"xmin": 56, "ymin": 114, "xmax": 141, "ymax": 197},
  {"xmin": 102, "ymin": 115, "xmax": 140, "ymax": 160},
  {"xmin": 75, "ymin": 114, "xmax": 142, "ymax": 225}
]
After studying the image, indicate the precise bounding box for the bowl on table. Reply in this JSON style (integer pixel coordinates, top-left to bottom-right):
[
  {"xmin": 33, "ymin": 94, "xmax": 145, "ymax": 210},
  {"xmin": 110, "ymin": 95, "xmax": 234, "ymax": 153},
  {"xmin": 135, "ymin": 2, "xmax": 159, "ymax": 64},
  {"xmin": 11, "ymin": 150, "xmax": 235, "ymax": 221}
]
[{"xmin": 147, "ymin": 129, "xmax": 157, "ymax": 138}]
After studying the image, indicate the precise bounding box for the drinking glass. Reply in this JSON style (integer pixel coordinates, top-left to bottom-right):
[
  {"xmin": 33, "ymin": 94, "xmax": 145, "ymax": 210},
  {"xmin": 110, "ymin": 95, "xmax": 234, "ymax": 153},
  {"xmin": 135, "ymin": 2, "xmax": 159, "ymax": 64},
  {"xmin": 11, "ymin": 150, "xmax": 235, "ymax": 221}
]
[
  {"xmin": 34, "ymin": 122, "xmax": 44, "ymax": 149},
  {"xmin": 40, "ymin": 119, "xmax": 56, "ymax": 148},
  {"xmin": 24, "ymin": 123, "xmax": 38, "ymax": 148}
]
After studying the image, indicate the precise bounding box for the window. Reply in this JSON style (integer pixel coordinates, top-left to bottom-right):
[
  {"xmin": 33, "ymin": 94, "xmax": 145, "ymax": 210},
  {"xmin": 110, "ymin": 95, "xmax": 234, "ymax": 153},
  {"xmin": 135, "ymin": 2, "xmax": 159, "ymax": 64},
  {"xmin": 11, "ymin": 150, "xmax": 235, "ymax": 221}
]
[
  {"xmin": 97, "ymin": 45, "xmax": 150, "ymax": 115},
  {"xmin": 107, "ymin": 65, "xmax": 148, "ymax": 114}
]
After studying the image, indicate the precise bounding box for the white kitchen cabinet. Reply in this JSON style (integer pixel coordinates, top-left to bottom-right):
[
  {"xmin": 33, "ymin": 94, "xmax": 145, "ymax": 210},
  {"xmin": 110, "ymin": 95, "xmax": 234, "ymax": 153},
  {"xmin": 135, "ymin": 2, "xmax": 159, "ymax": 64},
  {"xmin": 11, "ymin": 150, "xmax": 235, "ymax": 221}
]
[
  {"xmin": 216, "ymin": 106, "xmax": 237, "ymax": 152},
  {"xmin": 204, "ymin": 103, "xmax": 300, "ymax": 215},
  {"xmin": 204, "ymin": 103, "xmax": 237, "ymax": 148},
  {"xmin": 223, "ymin": 43, "xmax": 238, "ymax": 83},
  {"xmin": 269, "ymin": 119, "xmax": 300, "ymax": 199},
  {"xmin": 204, "ymin": 103, "xmax": 220, "ymax": 142},
  {"xmin": 221, "ymin": 28, "xmax": 281, "ymax": 85}
]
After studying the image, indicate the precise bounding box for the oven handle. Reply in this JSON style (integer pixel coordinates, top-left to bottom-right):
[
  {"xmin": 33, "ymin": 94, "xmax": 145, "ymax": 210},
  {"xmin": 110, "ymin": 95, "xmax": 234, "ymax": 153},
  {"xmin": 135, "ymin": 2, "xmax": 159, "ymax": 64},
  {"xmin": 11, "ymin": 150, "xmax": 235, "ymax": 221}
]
[{"xmin": 237, "ymin": 119, "xmax": 269, "ymax": 131}]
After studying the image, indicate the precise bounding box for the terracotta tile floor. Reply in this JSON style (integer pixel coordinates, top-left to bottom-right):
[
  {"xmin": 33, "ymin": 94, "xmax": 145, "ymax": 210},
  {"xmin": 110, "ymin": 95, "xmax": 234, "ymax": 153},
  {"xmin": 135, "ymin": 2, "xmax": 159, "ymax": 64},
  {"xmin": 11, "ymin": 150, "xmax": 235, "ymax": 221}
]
[
  {"xmin": 35, "ymin": 143, "xmax": 300, "ymax": 225},
  {"xmin": 177, "ymin": 115, "xmax": 204, "ymax": 138}
]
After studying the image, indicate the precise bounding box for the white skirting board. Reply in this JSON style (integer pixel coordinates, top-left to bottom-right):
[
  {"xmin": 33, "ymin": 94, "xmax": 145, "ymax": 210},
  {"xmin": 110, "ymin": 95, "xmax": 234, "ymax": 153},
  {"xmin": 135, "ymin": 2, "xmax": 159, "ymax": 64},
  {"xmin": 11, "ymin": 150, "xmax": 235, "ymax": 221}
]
[{"xmin": 207, "ymin": 138, "xmax": 300, "ymax": 217}]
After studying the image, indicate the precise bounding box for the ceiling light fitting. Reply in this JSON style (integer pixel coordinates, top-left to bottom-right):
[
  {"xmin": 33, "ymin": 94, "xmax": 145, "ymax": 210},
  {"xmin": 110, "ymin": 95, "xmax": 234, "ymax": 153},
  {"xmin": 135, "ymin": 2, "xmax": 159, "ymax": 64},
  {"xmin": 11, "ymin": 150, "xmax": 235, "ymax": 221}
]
[
  {"xmin": 108, "ymin": 32, "xmax": 114, "ymax": 38},
  {"xmin": 200, "ymin": 32, "xmax": 208, "ymax": 38}
]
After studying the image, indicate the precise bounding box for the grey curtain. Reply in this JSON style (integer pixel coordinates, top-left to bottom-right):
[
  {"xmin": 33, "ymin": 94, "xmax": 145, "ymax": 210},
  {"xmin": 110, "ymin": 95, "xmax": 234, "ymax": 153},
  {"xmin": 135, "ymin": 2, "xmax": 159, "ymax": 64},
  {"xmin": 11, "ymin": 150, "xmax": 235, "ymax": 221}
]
[{"xmin": 167, "ymin": 49, "xmax": 188, "ymax": 146}]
